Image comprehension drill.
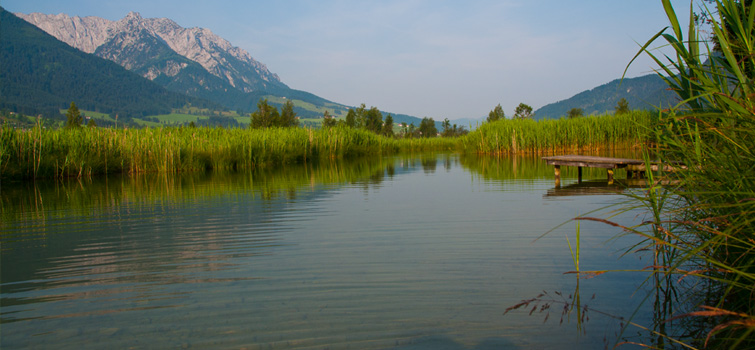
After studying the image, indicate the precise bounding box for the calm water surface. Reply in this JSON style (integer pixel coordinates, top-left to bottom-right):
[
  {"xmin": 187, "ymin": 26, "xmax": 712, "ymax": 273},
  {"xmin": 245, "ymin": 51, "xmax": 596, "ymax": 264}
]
[{"xmin": 1, "ymin": 153, "xmax": 656, "ymax": 349}]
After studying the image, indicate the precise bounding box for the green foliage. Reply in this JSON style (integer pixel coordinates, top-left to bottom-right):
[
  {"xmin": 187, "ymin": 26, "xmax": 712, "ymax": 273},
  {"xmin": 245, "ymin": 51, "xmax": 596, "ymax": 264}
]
[
  {"xmin": 65, "ymin": 102, "xmax": 82, "ymax": 129},
  {"xmin": 487, "ymin": 104, "xmax": 505, "ymax": 123},
  {"xmin": 418, "ymin": 117, "xmax": 438, "ymax": 138},
  {"xmin": 441, "ymin": 118, "xmax": 452, "ymax": 136},
  {"xmin": 462, "ymin": 111, "xmax": 653, "ymax": 154},
  {"xmin": 0, "ymin": 125, "xmax": 397, "ymax": 179},
  {"xmin": 566, "ymin": 107, "xmax": 584, "ymax": 119},
  {"xmin": 513, "ymin": 103, "xmax": 533, "ymax": 119},
  {"xmin": 364, "ymin": 107, "xmax": 383, "ymax": 134},
  {"xmin": 382, "ymin": 114, "xmax": 394, "ymax": 137},
  {"xmin": 344, "ymin": 109, "xmax": 356, "ymax": 128},
  {"xmin": 614, "ymin": 98, "xmax": 630, "ymax": 115},
  {"xmin": 250, "ymin": 99, "xmax": 281, "ymax": 128},
  {"xmin": 279, "ymin": 100, "xmax": 299, "ymax": 128},
  {"xmin": 621, "ymin": 0, "xmax": 755, "ymax": 347},
  {"xmin": 322, "ymin": 110, "xmax": 337, "ymax": 128}
]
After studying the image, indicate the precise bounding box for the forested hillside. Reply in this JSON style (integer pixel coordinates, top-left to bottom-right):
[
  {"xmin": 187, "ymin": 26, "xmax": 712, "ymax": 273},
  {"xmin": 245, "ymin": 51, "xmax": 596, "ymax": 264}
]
[{"xmin": 534, "ymin": 74, "xmax": 678, "ymax": 119}]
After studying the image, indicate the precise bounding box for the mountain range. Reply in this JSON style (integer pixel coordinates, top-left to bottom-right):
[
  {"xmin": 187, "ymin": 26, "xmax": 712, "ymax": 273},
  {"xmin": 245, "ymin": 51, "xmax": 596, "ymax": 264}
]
[
  {"xmin": 0, "ymin": 7, "xmax": 217, "ymax": 120},
  {"xmin": 14, "ymin": 10, "xmax": 344, "ymax": 118},
  {"xmin": 4, "ymin": 8, "xmax": 679, "ymax": 125}
]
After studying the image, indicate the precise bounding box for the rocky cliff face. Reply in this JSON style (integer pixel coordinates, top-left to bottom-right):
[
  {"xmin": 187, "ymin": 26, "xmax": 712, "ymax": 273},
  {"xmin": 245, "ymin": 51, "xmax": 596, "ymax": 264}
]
[{"xmin": 17, "ymin": 12, "xmax": 286, "ymax": 94}]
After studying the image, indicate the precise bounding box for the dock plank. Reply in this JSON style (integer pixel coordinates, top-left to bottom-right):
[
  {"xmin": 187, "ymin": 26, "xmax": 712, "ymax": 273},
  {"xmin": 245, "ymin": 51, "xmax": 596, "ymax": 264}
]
[
  {"xmin": 542, "ymin": 155, "xmax": 644, "ymax": 167},
  {"xmin": 542, "ymin": 155, "xmax": 682, "ymax": 186},
  {"xmin": 542, "ymin": 155, "xmax": 645, "ymax": 184}
]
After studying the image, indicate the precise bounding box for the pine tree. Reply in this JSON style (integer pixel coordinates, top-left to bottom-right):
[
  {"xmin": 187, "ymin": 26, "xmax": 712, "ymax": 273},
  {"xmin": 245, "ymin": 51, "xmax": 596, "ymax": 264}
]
[
  {"xmin": 279, "ymin": 100, "xmax": 299, "ymax": 127},
  {"xmin": 65, "ymin": 102, "xmax": 82, "ymax": 129},
  {"xmin": 382, "ymin": 114, "xmax": 395, "ymax": 137},
  {"xmin": 615, "ymin": 98, "xmax": 630, "ymax": 115}
]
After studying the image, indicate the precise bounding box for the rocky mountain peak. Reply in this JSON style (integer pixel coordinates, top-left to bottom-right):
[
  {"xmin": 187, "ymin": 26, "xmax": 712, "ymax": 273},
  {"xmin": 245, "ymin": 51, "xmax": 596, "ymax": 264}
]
[
  {"xmin": 16, "ymin": 11, "xmax": 284, "ymax": 93},
  {"xmin": 125, "ymin": 11, "xmax": 142, "ymax": 20}
]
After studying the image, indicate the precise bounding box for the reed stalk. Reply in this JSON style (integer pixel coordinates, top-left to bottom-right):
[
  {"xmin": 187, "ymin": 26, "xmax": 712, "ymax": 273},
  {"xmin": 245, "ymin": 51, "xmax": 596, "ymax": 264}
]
[{"xmin": 613, "ymin": 0, "xmax": 755, "ymax": 347}]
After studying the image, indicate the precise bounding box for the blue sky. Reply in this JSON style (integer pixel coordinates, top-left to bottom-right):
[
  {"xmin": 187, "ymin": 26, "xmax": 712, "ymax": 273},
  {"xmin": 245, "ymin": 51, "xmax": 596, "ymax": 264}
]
[{"xmin": 4, "ymin": 1, "xmax": 699, "ymax": 120}]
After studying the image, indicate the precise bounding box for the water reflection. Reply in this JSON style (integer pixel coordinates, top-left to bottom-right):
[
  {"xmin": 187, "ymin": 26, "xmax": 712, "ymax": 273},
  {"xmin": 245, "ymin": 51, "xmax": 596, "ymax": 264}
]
[
  {"xmin": 1, "ymin": 153, "xmax": 652, "ymax": 349},
  {"xmin": 544, "ymin": 179, "xmax": 649, "ymax": 198}
]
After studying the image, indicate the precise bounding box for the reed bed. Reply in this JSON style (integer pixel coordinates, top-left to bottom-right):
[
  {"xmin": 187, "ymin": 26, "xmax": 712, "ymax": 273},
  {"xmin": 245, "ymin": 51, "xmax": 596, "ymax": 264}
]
[
  {"xmin": 577, "ymin": 1, "xmax": 755, "ymax": 347},
  {"xmin": 0, "ymin": 125, "xmax": 402, "ymax": 179},
  {"xmin": 1, "ymin": 113, "xmax": 651, "ymax": 180},
  {"xmin": 461, "ymin": 111, "xmax": 655, "ymax": 155},
  {"xmin": 393, "ymin": 136, "xmax": 460, "ymax": 152}
]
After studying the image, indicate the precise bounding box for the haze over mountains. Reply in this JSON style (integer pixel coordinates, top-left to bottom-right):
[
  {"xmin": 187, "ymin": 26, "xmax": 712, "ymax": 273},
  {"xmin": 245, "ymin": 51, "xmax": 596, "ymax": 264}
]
[{"xmin": 5, "ymin": 8, "xmax": 675, "ymax": 124}]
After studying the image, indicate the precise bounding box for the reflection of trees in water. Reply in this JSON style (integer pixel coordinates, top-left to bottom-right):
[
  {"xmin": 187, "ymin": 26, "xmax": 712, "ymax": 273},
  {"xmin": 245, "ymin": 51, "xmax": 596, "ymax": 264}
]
[{"xmin": 421, "ymin": 157, "xmax": 437, "ymax": 174}]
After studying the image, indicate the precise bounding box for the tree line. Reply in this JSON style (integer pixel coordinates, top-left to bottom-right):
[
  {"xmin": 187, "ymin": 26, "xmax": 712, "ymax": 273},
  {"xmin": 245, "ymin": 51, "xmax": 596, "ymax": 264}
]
[
  {"xmin": 249, "ymin": 99, "xmax": 468, "ymax": 138},
  {"xmin": 323, "ymin": 103, "xmax": 468, "ymax": 138},
  {"xmin": 485, "ymin": 98, "xmax": 631, "ymax": 123}
]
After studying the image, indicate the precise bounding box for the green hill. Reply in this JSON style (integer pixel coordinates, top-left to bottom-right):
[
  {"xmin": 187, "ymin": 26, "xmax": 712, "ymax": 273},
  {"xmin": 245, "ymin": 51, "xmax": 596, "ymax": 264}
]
[{"xmin": 533, "ymin": 74, "xmax": 679, "ymax": 119}]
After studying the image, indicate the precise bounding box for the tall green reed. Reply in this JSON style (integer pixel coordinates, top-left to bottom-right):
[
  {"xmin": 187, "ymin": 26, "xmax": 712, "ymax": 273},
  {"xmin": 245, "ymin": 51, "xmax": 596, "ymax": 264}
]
[
  {"xmin": 615, "ymin": 0, "xmax": 755, "ymax": 347},
  {"xmin": 461, "ymin": 111, "xmax": 654, "ymax": 155},
  {"xmin": 0, "ymin": 125, "xmax": 410, "ymax": 180}
]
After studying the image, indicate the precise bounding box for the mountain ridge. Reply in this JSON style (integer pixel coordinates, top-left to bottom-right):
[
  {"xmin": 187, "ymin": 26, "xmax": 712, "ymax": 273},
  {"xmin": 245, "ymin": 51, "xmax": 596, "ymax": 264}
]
[
  {"xmin": 17, "ymin": 11, "xmax": 284, "ymax": 94},
  {"xmin": 0, "ymin": 7, "xmax": 219, "ymax": 120},
  {"xmin": 533, "ymin": 73, "xmax": 678, "ymax": 119},
  {"xmin": 14, "ymin": 10, "xmax": 434, "ymax": 125},
  {"xmin": 11, "ymin": 9, "xmax": 678, "ymax": 126}
]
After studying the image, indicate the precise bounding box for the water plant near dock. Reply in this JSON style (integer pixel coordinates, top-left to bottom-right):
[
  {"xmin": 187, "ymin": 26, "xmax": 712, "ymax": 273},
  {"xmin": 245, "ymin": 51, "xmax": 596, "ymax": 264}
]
[
  {"xmin": 627, "ymin": 0, "xmax": 755, "ymax": 347},
  {"xmin": 570, "ymin": 0, "xmax": 755, "ymax": 347}
]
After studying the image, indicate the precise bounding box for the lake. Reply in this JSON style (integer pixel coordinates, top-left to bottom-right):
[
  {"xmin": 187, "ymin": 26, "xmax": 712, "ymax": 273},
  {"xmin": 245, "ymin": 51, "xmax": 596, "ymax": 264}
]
[{"xmin": 1, "ymin": 153, "xmax": 659, "ymax": 349}]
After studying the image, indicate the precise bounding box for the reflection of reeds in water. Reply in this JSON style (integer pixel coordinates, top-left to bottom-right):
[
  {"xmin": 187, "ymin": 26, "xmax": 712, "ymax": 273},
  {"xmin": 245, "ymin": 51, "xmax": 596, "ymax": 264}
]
[{"xmin": 0, "ymin": 156, "xmax": 395, "ymax": 230}]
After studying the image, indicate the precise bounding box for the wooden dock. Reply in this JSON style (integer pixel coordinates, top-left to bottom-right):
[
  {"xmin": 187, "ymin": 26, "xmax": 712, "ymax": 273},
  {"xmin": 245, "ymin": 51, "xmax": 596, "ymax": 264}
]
[{"xmin": 541, "ymin": 155, "xmax": 673, "ymax": 186}]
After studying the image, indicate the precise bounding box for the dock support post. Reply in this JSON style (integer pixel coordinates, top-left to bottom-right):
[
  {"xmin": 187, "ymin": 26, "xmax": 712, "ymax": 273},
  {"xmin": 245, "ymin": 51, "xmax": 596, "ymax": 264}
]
[
  {"xmin": 554, "ymin": 165, "xmax": 561, "ymax": 188},
  {"xmin": 577, "ymin": 167, "xmax": 583, "ymax": 183}
]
